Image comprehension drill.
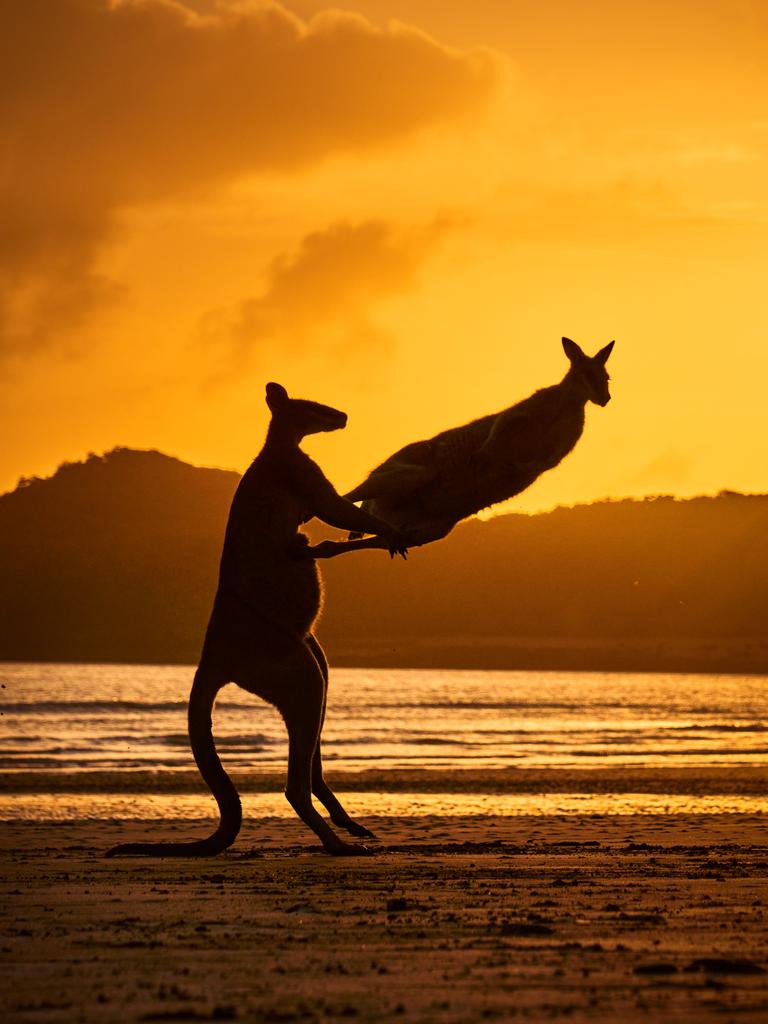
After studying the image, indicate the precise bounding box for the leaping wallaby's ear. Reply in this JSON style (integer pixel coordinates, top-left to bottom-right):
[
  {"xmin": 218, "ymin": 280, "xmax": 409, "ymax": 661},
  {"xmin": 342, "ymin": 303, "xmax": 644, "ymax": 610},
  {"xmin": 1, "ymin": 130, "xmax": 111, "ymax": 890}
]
[
  {"xmin": 595, "ymin": 340, "xmax": 615, "ymax": 365},
  {"xmin": 562, "ymin": 337, "xmax": 584, "ymax": 363},
  {"xmin": 265, "ymin": 382, "xmax": 289, "ymax": 411}
]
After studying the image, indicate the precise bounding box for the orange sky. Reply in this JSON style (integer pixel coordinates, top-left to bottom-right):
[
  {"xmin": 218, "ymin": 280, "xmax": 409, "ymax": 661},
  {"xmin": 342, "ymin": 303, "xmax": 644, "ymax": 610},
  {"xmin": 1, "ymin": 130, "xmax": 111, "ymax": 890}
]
[{"xmin": 2, "ymin": 0, "xmax": 767, "ymax": 512}]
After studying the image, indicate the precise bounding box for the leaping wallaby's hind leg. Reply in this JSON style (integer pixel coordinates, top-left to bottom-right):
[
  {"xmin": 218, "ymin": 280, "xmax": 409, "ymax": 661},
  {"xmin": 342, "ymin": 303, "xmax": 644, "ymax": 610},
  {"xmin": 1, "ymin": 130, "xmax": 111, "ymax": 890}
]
[
  {"xmin": 278, "ymin": 643, "xmax": 370, "ymax": 856},
  {"xmin": 305, "ymin": 634, "xmax": 375, "ymax": 840}
]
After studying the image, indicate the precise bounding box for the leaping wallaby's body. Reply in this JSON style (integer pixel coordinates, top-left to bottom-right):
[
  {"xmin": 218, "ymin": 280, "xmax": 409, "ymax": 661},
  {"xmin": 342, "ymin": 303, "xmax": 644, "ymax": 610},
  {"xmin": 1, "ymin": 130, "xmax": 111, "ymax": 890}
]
[
  {"xmin": 312, "ymin": 337, "xmax": 615, "ymax": 558},
  {"xmin": 107, "ymin": 383, "xmax": 405, "ymax": 858}
]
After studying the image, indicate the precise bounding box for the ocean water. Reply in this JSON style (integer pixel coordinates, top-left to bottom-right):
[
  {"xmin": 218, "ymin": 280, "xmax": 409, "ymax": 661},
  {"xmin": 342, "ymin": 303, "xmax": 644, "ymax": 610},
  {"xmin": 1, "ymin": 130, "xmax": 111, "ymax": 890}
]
[
  {"xmin": 2, "ymin": 662, "xmax": 767, "ymax": 774},
  {"xmin": 2, "ymin": 663, "xmax": 766, "ymax": 821}
]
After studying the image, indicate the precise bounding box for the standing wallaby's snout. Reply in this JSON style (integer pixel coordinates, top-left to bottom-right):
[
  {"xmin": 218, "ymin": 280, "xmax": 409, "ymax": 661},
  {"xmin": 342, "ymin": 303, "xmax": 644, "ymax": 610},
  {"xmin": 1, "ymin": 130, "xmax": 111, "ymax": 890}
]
[
  {"xmin": 266, "ymin": 382, "xmax": 348, "ymax": 434},
  {"xmin": 107, "ymin": 382, "xmax": 408, "ymax": 859}
]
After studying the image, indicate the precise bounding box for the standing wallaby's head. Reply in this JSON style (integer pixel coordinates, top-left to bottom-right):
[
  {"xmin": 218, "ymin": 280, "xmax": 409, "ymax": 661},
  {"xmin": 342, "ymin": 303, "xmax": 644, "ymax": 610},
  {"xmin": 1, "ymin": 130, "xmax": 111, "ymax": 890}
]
[
  {"xmin": 562, "ymin": 337, "xmax": 615, "ymax": 407},
  {"xmin": 265, "ymin": 382, "xmax": 348, "ymax": 437}
]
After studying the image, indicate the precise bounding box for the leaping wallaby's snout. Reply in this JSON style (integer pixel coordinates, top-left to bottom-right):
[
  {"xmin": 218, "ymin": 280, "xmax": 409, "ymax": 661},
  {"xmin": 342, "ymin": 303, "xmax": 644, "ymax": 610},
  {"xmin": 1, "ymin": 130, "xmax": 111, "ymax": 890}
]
[{"xmin": 561, "ymin": 337, "xmax": 614, "ymax": 408}]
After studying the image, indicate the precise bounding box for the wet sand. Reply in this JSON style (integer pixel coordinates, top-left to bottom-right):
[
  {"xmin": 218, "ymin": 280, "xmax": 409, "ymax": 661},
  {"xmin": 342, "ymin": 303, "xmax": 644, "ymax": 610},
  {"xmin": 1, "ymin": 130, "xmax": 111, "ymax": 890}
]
[{"xmin": 2, "ymin": 812, "xmax": 768, "ymax": 1023}]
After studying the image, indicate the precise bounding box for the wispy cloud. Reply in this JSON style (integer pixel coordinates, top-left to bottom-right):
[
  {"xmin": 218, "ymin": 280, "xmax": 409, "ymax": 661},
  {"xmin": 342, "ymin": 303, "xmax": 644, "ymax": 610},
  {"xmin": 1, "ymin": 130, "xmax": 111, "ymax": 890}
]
[
  {"xmin": 196, "ymin": 218, "xmax": 451, "ymax": 381},
  {"xmin": 633, "ymin": 451, "xmax": 694, "ymax": 487},
  {"xmin": 0, "ymin": 0, "xmax": 498, "ymax": 363}
]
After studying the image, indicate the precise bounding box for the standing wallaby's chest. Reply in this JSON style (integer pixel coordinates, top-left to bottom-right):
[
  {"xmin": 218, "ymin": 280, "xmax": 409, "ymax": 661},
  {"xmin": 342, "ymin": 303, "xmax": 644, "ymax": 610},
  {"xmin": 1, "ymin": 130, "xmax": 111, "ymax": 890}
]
[
  {"xmin": 213, "ymin": 455, "xmax": 322, "ymax": 637},
  {"xmin": 224, "ymin": 455, "xmax": 312, "ymax": 545}
]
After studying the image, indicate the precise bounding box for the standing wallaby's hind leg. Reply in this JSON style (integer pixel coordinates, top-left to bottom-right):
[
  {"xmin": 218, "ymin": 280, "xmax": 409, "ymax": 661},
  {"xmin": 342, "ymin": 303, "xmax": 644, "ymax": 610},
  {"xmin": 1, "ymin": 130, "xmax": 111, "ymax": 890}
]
[
  {"xmin": 277, "ymin": 643, "xmax": 370, "ymax": 856},
  {"xmin": 305, "ymin": 634, "xmax": 375, "ymax": 840},
  {"xmin": 106, "ymin": 670, "xmax": 241, "ymax": 858}
]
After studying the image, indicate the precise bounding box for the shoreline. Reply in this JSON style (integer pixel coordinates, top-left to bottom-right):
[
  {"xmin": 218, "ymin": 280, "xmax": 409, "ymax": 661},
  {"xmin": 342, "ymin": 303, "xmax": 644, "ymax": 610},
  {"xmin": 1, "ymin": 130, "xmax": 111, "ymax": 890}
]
[
  {"xmin": 326, "ymin": 636, "xmax": 768, "ymax": 676},
  {"xmin": 3, "ymin": 764, "xmax": 767, "ymax": 793},
  {"xmin": 4, "ymin": 636, "xmax": 768, "ymax": 673}
]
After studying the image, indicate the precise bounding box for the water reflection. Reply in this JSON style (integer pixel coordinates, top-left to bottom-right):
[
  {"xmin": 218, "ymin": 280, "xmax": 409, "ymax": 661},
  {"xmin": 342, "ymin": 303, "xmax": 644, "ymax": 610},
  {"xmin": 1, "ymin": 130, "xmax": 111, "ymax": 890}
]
[{"xmin": 1, "ymin": 791, "xmax": 765, "ymax": 821}]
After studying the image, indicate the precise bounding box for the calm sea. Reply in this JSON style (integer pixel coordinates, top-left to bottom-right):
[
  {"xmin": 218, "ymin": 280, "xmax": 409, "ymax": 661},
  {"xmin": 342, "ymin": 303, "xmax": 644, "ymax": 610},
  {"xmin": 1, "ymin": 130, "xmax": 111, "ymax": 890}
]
[
  {"xmin": 3, "ymin": 662, "xmax": 768, "ymax": 774},
  {"xmin": 1, "ymin": 663, "xmax": 766, "ymax": 819}
]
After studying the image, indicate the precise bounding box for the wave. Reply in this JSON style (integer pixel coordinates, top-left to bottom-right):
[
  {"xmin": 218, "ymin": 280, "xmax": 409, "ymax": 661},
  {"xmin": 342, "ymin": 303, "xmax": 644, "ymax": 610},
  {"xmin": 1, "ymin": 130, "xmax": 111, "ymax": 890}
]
[
  {"xmin": 0, "ymin": 699, "xmax": 266, "ymax": 715},
  {"xmin": 0, "ymin": 756, "xmax": 195, "ymax": 769},
  {"xmin": 368, "ymin": 701, "xmax": 748, "ymax": 716},
  {"xmin": 4, "ymin": 700, "xmax": 760, "ymax": 725},
  {"xmin": 162, "ymin": 732, "xmax": 274, "ymax": 748},
  {"xmin": 563, "ymin": 746, "xmax": 768, "ymax": 758},
  {"xmin": 672, "ymin": 723, "xmax": 767, "ymax": 733},
  {"xmin": 2, "ymin": 700, "xmax": 188, "ymax": 714},
  {"xmin": 2, "ymin": 764, "xmax": 766, "ymax": 796}
]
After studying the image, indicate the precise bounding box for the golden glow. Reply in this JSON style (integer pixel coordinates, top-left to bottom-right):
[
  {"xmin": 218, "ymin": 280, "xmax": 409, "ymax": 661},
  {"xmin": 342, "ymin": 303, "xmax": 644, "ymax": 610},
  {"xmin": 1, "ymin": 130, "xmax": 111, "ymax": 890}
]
[
  {"xmin": 3, "ymin": 0, "xmax": 767, "ymax": 509},
  {"xmin": 2, "ymin": 792, "xmax": 766, "ymax": 822}
]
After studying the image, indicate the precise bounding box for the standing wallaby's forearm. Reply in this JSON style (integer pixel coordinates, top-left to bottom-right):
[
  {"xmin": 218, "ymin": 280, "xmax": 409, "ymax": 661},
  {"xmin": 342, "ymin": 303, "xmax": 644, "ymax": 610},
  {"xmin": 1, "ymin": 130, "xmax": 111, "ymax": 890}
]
[
  {"xmin": 312, "ymin": 488, "xmax": 396, "ymax": 537},
  {"xmin": 306, "ymin": 536, "xmax": 395, "ymax": 559}
]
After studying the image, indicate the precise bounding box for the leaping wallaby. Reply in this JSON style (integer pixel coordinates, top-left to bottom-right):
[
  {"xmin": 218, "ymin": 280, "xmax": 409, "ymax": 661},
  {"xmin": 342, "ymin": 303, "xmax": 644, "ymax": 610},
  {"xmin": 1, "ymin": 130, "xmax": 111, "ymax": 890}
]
[
  {"xmin": 311, "ymin": 337, "xmax": 615, "ymax": 557},
  {"xmin": 107, "ymin": 383, "xmax": 406, "ymax": 858}
]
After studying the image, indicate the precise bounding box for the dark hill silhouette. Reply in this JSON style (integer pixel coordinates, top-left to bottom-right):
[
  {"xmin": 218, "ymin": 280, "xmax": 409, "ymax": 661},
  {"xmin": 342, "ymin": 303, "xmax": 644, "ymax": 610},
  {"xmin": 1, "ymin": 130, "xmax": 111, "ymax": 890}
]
[
  {"xmin": 0, "ymin": 449, "xmax": 237, "ymax": 663},
  {"xmin": 1, "ymin": 448, "xmax": 767, "ymax": 671}
]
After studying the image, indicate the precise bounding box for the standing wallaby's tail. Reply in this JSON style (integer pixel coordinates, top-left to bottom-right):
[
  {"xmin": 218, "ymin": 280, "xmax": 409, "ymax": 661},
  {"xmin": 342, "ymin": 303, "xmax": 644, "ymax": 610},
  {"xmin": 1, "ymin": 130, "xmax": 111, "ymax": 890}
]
[{"xmin": 106, "ymin": 672, "xmax": 242, "ymax": 858}]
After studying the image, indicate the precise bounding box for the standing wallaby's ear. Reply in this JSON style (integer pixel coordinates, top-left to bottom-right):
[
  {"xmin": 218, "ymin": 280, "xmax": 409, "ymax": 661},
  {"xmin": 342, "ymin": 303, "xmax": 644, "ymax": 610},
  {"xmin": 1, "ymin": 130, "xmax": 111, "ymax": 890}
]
[
  {"xmin": 562, "ymin": 337, "xmax": 584, "ymax": 363},
  {"xmin": 265, "ymin": 382, "xmax": 289, "ymax": 412},
  {"xmin": 595, "ymin": 340, "xmax": 615, "ymax": 365}
]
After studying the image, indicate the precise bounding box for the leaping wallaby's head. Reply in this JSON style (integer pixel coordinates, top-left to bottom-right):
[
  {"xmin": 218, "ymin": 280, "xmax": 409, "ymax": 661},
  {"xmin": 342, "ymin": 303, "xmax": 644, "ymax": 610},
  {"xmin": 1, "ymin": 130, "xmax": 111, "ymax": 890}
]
[
  {"xmin": 562, "ymin": 337, "xmax": 615, "ymax": 407},
  {"xmin": 265, "ymin": 382, "xmax": 348, "ymax": 437}
]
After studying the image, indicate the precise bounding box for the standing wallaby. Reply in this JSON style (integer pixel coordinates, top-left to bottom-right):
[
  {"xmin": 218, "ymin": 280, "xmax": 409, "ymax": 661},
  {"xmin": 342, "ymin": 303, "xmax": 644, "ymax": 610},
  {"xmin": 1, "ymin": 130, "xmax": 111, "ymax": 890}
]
[
  {"xmin": 107, "ymin": 383, "xmax": 406, "ymax": 858},
  {"xmin": 312, "ymin": 337, "xmax": 614, "ymax": 557}
]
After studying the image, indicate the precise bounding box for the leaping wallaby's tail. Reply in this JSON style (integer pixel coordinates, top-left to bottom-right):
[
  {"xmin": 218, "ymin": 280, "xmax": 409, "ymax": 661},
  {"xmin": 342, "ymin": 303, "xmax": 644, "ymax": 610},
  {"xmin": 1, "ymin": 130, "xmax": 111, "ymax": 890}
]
[{"xmin": 106, "ymin": 671, "xmax": 242, "ymax": 858}]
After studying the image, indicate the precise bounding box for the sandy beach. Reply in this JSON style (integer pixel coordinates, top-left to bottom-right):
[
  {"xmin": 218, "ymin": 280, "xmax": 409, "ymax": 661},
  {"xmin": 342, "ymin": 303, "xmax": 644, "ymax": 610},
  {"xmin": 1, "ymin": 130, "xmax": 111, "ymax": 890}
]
[
  {"xmin": 2, "ymin": 805, "xmax": 767, "ymax": 1023},
  {"xmin": 3, "ymin": 668, "xmax": 767, "ymax": 1021}
]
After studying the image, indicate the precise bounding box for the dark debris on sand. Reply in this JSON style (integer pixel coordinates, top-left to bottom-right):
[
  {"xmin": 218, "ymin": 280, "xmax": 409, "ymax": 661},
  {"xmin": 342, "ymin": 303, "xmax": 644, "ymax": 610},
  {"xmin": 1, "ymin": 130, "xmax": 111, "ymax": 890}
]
[{"xmin": 2, "ymin": 823, "xmax": 768, "ymax": 1023}]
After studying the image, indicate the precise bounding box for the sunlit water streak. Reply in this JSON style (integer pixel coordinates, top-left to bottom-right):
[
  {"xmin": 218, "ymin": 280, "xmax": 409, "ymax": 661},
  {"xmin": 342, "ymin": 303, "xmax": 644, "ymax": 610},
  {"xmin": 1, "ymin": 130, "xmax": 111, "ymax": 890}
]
[{"xmin": 1, "ymin": 791, "xmax": 765, "ymax": 822}]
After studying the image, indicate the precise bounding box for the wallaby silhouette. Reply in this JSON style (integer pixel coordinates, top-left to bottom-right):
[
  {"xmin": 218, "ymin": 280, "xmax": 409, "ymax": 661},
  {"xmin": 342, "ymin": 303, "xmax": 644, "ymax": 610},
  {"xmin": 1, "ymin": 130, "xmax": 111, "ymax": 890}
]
[
  {"xmin": 107, "ymin": 383, "xmax": 406, "ymax": 858},
  {"xmin": 314, "ymin": 337, "xmax": 614, "ymax": 557}
]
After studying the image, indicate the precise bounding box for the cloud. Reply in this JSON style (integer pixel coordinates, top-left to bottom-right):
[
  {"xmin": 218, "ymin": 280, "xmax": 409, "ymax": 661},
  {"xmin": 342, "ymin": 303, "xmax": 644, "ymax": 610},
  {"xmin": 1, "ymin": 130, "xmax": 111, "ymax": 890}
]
[
  {"xmin": 197, "ymin": 218, "xmax": 449, "ymax": 379},
  {"xmin": 0, "ymin": 0, "xmax": 498, "ymax": 361},
  {"xmin": 633, "ymin": 451, "xmax": 694, "ymax": 486}
]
